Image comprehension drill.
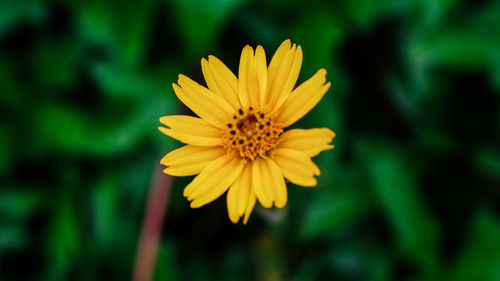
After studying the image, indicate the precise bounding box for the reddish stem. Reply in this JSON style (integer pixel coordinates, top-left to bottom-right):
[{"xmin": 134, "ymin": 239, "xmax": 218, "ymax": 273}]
[{"xmin": 132, "ymin": 164, "xmax": 172, "ymax": 281}]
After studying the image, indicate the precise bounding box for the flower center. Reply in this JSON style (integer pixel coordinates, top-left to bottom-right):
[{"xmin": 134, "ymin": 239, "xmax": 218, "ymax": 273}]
[{"xmin": 223, "ymin": 107, "xmax": 283, "ymax": 161}]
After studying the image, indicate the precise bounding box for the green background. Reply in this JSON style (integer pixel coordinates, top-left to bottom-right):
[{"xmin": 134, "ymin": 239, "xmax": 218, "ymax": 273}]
[{"xmin": 1, "ymin": 0, "xmax": 500, "ymax": 280}]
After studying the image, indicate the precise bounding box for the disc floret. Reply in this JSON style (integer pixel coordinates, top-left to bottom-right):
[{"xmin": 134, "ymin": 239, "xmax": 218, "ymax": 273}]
[{"xmin": 223, "ymin": 107, "xmax": 283, "ymax": 160}]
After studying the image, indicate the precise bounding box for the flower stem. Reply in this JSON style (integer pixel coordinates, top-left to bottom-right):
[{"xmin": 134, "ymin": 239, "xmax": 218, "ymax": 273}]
[{"xmin": 132, "ymin": 164, "xmax": 172, "ymax": 281}]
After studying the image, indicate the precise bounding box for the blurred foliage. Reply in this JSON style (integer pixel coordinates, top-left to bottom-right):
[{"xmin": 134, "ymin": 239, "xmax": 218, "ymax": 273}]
[{"xmin": 1, "ymin": 0, "xmax": 499, "ymax": 281}]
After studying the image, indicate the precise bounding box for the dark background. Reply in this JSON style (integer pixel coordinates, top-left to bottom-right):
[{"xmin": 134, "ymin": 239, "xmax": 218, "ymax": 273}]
[{"xmin": 1, "ymin": 0, "xmax": 500, "ymax": 280}]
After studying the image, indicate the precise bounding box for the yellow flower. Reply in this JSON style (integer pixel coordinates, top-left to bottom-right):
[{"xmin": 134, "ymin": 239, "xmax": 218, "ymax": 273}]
[{"xmin": 159, "ymin": 39, "xmax": 335, "ymax": 224}]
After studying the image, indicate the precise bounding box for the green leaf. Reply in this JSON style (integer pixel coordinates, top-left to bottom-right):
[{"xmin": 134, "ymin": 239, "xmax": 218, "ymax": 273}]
[
  {"xmin": 171, "ymin": 0, "xmax": 244, "ymax": 58},
  {"xmin": 291, "ymin": 11, "xmax": 343, "ymax": 75},
  {"xmin": 300, "ymin": 186, "xmax": 371, "ymax": 240},
  {"xmin": 356, "ymin": 140, "xmax": 440, "ymax": 274},
  {"xmin": 0, "ymin": 125, "xmax": 14, "ymax": 176},
  {"xmin": 33, "ymin": 39, "xmax": 80, "ymax": 89},
  {"xmin": 0, "ymin": 224, "xmax": 26, "ymax": 251},
  {"xmin": 0, "ymin": 0, "xmax": 44, "ymax": 39},
  {"xmin": 110, "ymin": 0, "xmax": 154, "ymax": 65},
  {"xmin": 35, "ymin": 105, "xmax": 90, "ymax": 152},
  {"xmin": 421, "ymin": 29, "xmax": 500, "ymax": 69},
  {"xmin": 0, "ymin": 189, "xmax": 41, "ymax": 219},
  {"xmin": 474, "ymin": 146, "xmax": 500, "ymax": 178},
  {"xmin": 345, "ymin": 0, "xmax": 415, "ymax": 28},
  {"xmin": 72, "ymin": 0, "xmax": 154, "ymax": 66},
  {"xmin": 154, "ymin": 240, "xmax": 179, "ymax": 281},
  {"xmin": 47, "ymin": 200, "xmax": 80, "ymax": 279},
  {"xmin": 92, "ymin": 62, "xmax": 176, "ymax": 99},
  {"xmin": 72, "ymin": 0, "xmax": 114, "ymax": 46},
  {"xmin": 451, "ymin": 210, "xmax": 500, "ymax": 281},
  {"xmin": 0, "ymin": 58, "xmax": 22, "ymax": 107},
  {"xmin": 90, "ymin": 174, "xmax": 119, "ymax": 249}
]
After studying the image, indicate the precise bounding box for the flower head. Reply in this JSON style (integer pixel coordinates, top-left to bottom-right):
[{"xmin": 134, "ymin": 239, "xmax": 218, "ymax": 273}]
[{"xmin": 159, "ymin": 39, "xmax": 335, "ymax": 224}]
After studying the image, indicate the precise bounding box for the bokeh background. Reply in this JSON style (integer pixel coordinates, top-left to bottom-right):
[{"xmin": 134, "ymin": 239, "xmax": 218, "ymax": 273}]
[{"xmin": 1, "ymin": 0, "xmax": 500, "ymax": 280}]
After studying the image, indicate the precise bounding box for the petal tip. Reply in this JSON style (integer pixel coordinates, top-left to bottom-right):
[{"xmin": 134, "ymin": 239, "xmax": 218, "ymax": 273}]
[
  {"xmin": 158, "ymin": 116, "xmax": 170, "ymax": 125},
  {"xmin": 162, "ymin": 167, "xmax": 176, "ymax": 175},
  {"xmin": 260, "ymin": 200, "xmax": 273, "ymax": 208},
  {"xmin": 243, "ymin": 45, "xmax": 253, "ymax": 51},
  {"xmin": 275, "ymin": 201, "xmax": 287, "ymax": 209},
  {"xmin": 243, "ymin": 214, "xmax": 251, "ymax": 224},
  {"xmin": 177, "ymin": 74, "xmax": 192, "ymax": 86},
  {"xmin": 158, "ymin": 126, "xmax": 167, "ymax": 133},
  {"xmin": 306, "ymin": 178, "xmax": 318, "ymax": 187},
  {"xmin": 160, "ymin": 155, "xmax": 170, "ymax": 165},
  {"xmin": 280, "ymin": 39, "xmax": 292, "ymax": 49}
]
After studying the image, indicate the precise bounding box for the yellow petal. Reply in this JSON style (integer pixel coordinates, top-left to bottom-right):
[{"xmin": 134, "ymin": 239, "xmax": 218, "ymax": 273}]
[
  {"xmin": 160, "ymin": 145, "xmax": 226, "ymax": 176},
  {"xmin": 183, "ymin": 153, "xmax": 233, "ymax": 197},
  {"xmin": 186, "ymin": 155, "xmax": 245, "ymax": 208},
  {"xmin": 243, "ymin": 191, "xmax": 256, "ymax": 225},
  {"xmin": 238, "ymin": 46, "xmax": 253, "ymax": 109},
  {"xmin": 251, "ymin": 158, "xmax": 274, "ymax": 208},
  {"xmin": 201, "ymin": 56, "xmax": 241, "ymax": 110},
  {"xmin": 266, "ymin": 41, "xmax": 303, "ymax": 112},
  {"xmin": 226, "ymin": 163, "xmax": 253, "ymax": 223},
  {"xmin": 238, "ymin": 45, "xmax": 267, "ymax": 109},
  {"xmin": 255, "ymin": 45, "xmax": 268, "ymax": 106},
  {"xmin": 266, "ymin": 40, "xmax": 290, "ymax": 107},
  {"xmin": 267, "ymin": 40, "xmax": 291, "ymax": 82},
  {"xmin": 278, "ymin": 128, "xmax": 336, "ymax": 157},
  {"xmin": 265, "ymin": 157, "xmax": 287, "ymax": 208},
  {"xmin": 277, "ymin": 69, "xmax": 330, "ymax": 127},
  {"xmin": 173, "ymin": 75, "xmax": 234, "ymax": 129},
  {"xmin": 272, "ymin": 148, "xmax": 320, "ymax": 187},
  {"xmin": 226, "ymin": 182, "xmax": 240, "ymax": 223},
  {"xmin": 158, "ymin": 115, "xmax": 222, "ymax": 146},
  {"xmin": 236, "ymin": 163, "xmax": 252, "ymax": 216}
]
